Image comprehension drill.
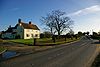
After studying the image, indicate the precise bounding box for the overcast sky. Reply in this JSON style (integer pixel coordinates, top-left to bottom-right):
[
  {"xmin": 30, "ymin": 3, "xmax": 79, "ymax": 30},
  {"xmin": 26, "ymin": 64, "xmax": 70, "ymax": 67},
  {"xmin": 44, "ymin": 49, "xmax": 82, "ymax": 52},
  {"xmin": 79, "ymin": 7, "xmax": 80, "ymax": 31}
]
[{"xmin": 0, "ymin": 0, "xmax": 100, "ymax": 34}]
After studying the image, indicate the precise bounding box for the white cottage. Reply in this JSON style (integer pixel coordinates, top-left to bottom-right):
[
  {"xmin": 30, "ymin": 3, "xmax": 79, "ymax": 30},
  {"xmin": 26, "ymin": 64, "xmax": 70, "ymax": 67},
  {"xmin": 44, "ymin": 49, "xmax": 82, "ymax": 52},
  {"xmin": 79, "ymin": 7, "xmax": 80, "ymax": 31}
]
[{"xmin": 2, "ymin": 19, "xmax": 40, "ymax": 39}]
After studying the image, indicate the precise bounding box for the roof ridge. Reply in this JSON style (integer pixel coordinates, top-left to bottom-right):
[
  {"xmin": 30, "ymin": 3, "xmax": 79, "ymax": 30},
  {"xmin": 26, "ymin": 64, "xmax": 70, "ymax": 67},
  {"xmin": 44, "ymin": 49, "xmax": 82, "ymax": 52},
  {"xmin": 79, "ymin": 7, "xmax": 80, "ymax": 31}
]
[
  {"xmin": 20, "ymin": 22, "xmax": 36, "ymax": 25},
  {"xmin": 17, "ymin": 22, "xmax": 39, "ymax": 30}
]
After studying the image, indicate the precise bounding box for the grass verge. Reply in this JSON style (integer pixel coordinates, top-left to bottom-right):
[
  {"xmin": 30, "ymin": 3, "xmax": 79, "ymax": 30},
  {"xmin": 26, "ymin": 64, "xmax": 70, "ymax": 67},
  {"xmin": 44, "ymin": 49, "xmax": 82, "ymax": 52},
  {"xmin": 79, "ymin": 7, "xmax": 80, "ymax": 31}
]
[
  {"xmin": 6, "ymin": 38, "xmax": 79, "ymax": 46},
  {"xmin": 91, "ymin": 53, "xmax": 100, "ymax": 67}
]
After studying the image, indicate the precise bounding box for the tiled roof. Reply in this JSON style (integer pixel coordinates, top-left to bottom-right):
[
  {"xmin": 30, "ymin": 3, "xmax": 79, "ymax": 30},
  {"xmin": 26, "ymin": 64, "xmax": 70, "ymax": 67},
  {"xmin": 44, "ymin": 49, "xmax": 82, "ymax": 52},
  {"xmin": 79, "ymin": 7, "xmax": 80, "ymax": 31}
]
[{"xmin": 16, "ymin": 22, "xmax": 40, "ymax": 30}]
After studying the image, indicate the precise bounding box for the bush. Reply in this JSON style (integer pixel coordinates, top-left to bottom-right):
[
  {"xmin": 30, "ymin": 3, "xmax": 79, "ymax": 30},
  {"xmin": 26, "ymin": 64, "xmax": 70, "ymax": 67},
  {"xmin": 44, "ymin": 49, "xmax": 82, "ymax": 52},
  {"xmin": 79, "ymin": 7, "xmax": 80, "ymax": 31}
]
[
  {"xmin": 15, "ymin": 35, "xmax": 21, "ymax": 39},
  {"xmin": 40, "ymin": 33, "xmax": 52, "ymax": 38},
  {"xmin": 0, "ymin": 34, "xmax": 1, "ymax": 38},
  {"xmin": 90, "ymin": 35, "xmax": 100, "ymax": 39}
]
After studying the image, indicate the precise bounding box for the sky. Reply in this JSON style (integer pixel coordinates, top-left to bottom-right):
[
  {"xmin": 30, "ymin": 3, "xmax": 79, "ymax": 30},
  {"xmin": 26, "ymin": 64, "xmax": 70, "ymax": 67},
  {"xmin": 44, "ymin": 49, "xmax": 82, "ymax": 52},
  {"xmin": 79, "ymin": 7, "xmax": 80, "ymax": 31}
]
[{"xmin": 0, "ymin": 0, "xmax": 100, "ymax": 34}]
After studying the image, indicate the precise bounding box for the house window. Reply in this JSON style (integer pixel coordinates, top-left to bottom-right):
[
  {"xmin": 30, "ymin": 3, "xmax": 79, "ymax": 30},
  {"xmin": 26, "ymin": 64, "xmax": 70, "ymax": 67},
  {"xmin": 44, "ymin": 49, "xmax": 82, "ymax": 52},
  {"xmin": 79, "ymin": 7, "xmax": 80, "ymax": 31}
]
[
  {"xmin": 26, "ymin": 34, "xmax": 29, "ymax": 37},
  {"xmin": 36, "ymin": 31, "xmax": 38, "ymax": 32},
  {"xmin": 35, "ymin": 34, "xmax": 38, "ymax": 37}
]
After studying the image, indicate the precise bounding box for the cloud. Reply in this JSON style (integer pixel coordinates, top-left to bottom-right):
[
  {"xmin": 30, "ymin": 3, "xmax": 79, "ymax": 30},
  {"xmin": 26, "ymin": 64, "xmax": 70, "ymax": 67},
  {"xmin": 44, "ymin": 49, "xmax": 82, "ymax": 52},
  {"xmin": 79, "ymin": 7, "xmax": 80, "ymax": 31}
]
[
  {"xmin": 68, "ymin": 5, "xmax": 100, "ymax": 16},
  {"xmin": 10, "ymin": 8, "xmax": 19, "ymax": 11}
]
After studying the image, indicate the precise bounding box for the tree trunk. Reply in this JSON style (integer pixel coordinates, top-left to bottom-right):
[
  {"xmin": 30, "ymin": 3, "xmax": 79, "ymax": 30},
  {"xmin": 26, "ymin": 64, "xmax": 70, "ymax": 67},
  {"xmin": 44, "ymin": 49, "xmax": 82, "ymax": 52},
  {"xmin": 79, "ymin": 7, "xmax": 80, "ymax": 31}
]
[{"xmin": 58, "ymin": 31, "xmax": 60, "ymax": 39}]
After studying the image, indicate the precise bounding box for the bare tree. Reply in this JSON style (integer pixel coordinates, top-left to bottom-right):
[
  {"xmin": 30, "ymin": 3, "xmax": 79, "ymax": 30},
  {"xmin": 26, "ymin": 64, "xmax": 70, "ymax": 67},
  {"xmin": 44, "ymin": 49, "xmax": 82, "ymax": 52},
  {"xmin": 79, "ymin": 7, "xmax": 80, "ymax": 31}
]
[
  {"xmin": 41, "ymin": 13, "xmax": 56, "ymax": 35},
  {"xmin": 68, "ymin": 29, "xmax": 74, "ymax": 35},
  {"xmin": 41, "ymin": 10, "xmax": 74, "ymax": 36}
]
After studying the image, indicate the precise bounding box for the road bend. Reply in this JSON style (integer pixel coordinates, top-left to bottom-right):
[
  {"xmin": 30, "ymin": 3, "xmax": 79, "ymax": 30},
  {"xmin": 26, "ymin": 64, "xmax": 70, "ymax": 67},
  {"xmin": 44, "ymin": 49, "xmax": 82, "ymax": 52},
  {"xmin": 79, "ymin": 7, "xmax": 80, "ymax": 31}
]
[{"xmin": 0, "ymin": 38, "xmax": 99, "ymax": 67}]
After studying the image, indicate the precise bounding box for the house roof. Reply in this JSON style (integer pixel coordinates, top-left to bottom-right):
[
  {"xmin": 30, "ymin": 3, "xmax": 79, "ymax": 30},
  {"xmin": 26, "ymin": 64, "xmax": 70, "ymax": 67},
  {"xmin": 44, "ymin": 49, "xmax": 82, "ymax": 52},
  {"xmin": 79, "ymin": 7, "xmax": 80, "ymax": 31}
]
[
  {"xmin": 15, "ymin": 22, "xmax": 40, "ymax": 30},
  {"xmin": 4, "ymin": 27, "xmax": 15, "ymax": 33},
  {"xmin": 2, "ymin": 27, "xmax": 16, "ymax": 34},
  {"xmin": 2, "ymin": 21, "xmax": 40, "ymax": 34}
]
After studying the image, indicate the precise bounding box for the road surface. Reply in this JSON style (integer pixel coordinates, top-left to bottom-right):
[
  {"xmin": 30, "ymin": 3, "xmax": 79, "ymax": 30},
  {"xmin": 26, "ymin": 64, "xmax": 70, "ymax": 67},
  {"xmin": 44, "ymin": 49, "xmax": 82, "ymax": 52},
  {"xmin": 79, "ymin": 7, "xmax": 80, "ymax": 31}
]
[{"xmin": 0, "ymin": 37, "xmax": 99, "ymax": 67}]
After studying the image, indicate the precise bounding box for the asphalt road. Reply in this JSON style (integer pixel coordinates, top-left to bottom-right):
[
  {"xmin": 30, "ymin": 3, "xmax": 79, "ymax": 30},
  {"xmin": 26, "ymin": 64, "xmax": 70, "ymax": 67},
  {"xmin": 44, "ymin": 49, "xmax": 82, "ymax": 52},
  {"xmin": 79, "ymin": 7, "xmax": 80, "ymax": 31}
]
[{"xmin": 0, "ymin": 37, "xmax": 99, "ymax": 67}]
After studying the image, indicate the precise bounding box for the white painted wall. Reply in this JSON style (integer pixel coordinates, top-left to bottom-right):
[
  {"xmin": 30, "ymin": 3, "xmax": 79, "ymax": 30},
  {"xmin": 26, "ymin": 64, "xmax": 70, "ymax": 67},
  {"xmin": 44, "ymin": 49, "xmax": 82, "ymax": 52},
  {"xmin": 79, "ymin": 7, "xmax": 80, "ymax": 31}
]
[{"xmin": 24, "ymin": 29, "xmax": 40, "ymax": 39}]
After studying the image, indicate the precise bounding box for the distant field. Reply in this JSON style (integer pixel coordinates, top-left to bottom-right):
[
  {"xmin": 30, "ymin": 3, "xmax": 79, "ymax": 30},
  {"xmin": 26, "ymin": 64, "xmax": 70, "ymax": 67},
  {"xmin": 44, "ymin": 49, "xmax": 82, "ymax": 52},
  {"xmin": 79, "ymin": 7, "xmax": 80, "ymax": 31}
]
[{"xmin": 7, "ymin": 38, "xmax": 79, "ymax": 45}]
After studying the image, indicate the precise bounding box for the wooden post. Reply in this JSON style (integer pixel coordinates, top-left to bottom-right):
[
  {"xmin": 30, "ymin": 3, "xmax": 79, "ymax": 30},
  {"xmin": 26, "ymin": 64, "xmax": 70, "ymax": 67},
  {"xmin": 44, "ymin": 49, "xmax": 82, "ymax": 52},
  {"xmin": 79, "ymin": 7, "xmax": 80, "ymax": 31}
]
[
  {"xmin": 75, "ymin": 35, "xmax": 77, "ymax": 39},
  {"xmin": 52, "ymin": 36, "xmax": 55, "ymax": 43},
  {"xmin": 65, "ymin": 37, "xmax": 66, "ymax": 41},
  {"xmin": 34, "ymin": 38, "xmax": 36, "ymax": 45},
  {"xmin": 0, "ymin": 54, "xmax": 2, "ymax": 59}
]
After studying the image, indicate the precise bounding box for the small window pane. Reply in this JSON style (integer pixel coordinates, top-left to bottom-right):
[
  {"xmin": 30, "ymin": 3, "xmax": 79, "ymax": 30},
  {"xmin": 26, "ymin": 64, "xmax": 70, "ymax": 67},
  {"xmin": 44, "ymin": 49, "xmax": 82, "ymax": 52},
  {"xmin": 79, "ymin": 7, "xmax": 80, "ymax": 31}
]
[
  {"xmin": 35, "ymin": 34, "xmax": 38, "ymax": 37},
  {"xmin": 26, "ymin": 34, "xmax": 29, "ymax": 37}
]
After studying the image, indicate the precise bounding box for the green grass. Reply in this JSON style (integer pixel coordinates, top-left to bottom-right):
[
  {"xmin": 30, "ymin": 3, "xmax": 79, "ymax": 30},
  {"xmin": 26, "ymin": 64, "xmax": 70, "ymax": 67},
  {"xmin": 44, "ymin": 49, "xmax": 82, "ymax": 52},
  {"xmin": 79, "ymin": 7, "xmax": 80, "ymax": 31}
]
[
  {"xmin": 0, "ymin": 47, "xmax": 6, "ymax": 53},
  {"xmin": 7, "ymin": 38, "xmax": 52, "ymax": 45},
  {"xmin": 7, "ymin": 38, "xmax": 79, "ymax": 45},
  {"xmin": 8, "ymin": 39, "xmax": 33, "ymax": 44}
]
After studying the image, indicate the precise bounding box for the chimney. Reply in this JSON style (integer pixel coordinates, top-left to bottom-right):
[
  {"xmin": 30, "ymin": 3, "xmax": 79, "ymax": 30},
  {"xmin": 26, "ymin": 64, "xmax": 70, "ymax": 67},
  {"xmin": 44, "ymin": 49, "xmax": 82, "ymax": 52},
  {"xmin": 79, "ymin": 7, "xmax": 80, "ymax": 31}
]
[
  {"xmin": 9, "ymin": 25, "xmax": 11, "ymax": 28},
  {"xmin": 18, "ymin": 19, "xmax": 21, "ymax": 23},
  {"xmin": 18, "ymin": 19, "xmax": 22, "ymax": 26},
  {"xmin": 29, "ymin": 21, "xmax": 32, "ymax": 24}
]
